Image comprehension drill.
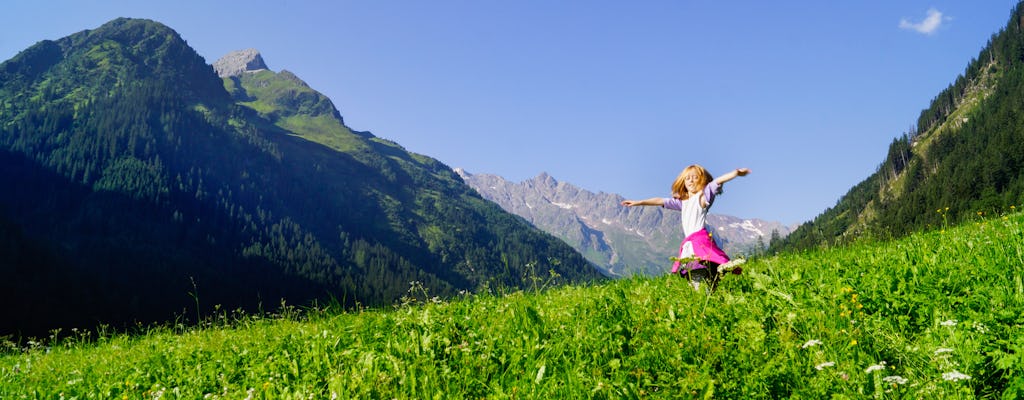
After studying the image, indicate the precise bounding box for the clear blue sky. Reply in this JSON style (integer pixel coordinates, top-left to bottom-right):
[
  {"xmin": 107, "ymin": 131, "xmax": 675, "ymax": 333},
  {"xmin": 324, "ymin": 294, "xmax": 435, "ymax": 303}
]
[{"xmin": 2, "ymin": 1, "xmax": 1018, "ymax": 225}]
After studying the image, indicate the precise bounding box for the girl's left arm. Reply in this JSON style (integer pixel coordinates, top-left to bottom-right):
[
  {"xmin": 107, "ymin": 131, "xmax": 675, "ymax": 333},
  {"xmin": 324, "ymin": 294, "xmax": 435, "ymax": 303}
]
[{"xmin": 714, "ymin": 168, "xmax": 751, "ymax": 185}]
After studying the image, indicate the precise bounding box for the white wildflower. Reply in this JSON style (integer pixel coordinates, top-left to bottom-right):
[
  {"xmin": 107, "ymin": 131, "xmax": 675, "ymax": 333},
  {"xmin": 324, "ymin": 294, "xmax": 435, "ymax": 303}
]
[
  {"xmin": 802, "ymin": 339, "xmax": 822, "ymax": 349},
  {"xmin": 883, "ymin": 375, "xmax": 909, "ymax": 385},
  {"xmin": 815, "ymin": 361, "xmax": 835, "ymax": 370},
  {"xmin": 865, "ymin": 361, "xmax": 887, "ymax": 373},
  {"xmin": 940, "ymin": 319, "xmax": 958, "ymax": 327},
  {"xmin": 942, "ymin": 371, "xmax": 971, "ymax": 381},
  {"xmin": 934, "ymin": 348, "xmax": 954, "ymax": 355}
]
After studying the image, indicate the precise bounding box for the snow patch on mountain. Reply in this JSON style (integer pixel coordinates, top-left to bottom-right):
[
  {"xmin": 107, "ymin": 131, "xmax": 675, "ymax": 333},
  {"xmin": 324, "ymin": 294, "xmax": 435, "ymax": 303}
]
[
  {"xmin": 723, "ymin": 220, "xmax": 766, "ymax": 238},
  {"xmin": 551, "ymin": 201, "xmax": 575, "ymax": 210}
]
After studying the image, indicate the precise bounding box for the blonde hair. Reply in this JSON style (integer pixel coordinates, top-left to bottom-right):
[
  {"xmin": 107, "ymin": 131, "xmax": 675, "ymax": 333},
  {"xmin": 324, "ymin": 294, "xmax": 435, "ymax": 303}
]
[{"xmin": 671, "ymin": 164, "xmax": 713, "ymax": 200}]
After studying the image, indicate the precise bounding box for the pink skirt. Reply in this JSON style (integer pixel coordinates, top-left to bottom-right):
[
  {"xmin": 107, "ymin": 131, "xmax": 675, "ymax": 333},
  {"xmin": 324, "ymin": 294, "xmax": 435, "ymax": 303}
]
[{"xmin": 671, "ymin": 228, "xmax": 730, "ymax": 273}]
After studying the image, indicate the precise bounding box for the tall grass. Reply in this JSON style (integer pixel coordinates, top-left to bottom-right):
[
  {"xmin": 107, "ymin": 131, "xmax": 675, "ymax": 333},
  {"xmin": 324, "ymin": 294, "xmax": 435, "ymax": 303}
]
[{"xmin": 2, "ymin": 211, "xmax": 1023, "ymax": 398}]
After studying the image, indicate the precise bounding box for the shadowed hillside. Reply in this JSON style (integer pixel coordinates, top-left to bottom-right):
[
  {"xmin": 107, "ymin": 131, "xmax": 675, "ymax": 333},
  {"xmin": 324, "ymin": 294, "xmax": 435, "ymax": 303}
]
[{"xmin": 0, "ymin": 18, "xmax": 602, "ymax": 337}]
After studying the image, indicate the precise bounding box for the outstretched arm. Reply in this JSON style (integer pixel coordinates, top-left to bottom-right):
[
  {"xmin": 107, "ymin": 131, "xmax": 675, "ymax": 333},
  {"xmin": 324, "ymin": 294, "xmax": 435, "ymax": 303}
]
[
  {"xmin": 713, "ymin": 168, "xmax": 751, "ymax": 185},
  {"xmin": 621, "ymin": 197, "xmax": 665, "ymax": 207}
]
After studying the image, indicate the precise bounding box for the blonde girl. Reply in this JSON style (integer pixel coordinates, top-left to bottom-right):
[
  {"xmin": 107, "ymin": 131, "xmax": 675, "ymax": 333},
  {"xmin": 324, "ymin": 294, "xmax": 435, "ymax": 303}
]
[{"xmin": 621, "ymin": 165, "xmax": 750, "ymax": 290}]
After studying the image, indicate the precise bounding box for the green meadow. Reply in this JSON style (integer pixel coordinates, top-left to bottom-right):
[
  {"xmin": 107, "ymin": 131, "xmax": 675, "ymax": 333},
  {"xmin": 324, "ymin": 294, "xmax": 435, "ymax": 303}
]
[{"xmin": 2, "ymin": 210, "xmax": 1023, "ymax": 399}]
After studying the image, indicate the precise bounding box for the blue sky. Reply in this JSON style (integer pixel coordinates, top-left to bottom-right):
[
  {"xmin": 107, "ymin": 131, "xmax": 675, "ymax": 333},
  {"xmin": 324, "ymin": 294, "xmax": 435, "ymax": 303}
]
[{"xmin": 2, "ymin": 1, "xmax": 1018, "ymax": 225}]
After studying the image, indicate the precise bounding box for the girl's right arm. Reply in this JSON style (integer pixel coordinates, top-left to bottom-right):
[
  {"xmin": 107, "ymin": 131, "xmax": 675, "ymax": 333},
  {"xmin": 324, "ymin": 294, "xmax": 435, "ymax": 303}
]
[
  {"xmin": 621, "ymin": 198, "xmax": 665, "ymax": 207},
  {"xmin": 713, "ymin": 168, "xmax": 751, "ymax": 185}
]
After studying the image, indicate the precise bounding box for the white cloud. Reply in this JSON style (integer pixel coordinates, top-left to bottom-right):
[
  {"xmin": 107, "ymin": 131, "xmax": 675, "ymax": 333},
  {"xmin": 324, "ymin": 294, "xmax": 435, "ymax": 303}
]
[{"xmin": 899, "ymin": 8, "xmax": 949, "ymax": 35}]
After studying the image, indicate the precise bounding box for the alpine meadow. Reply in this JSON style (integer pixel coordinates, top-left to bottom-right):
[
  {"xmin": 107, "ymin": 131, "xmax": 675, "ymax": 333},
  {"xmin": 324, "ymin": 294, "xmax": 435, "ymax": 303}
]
[
  {"xmin": 3, "ymin": 3, "xmax": 1024, "ymax": 399},
  {"xmin": 2, "ymin": 205, "xmax": 1022, "ymax": 398}
]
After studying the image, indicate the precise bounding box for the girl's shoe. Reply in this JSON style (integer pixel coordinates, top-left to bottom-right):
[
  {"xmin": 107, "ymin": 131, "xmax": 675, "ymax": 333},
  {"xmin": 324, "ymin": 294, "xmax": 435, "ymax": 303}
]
[{"xmin": 718, "ymin": 258, "xmax": 746, "ymax": 275}]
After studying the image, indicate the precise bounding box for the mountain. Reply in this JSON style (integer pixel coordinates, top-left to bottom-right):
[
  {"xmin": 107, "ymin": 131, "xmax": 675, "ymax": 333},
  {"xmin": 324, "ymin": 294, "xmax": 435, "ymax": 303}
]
[
  {"xmin": 777, "ymin": 4, "xmax": 1024, "ymax": 251},
  {"xmin": 457, "ymin": 169, "xmax": 793, "ymax": 276},
  {"xmin": 0, "ymin": 18, "xmax": 602, "ymax": 337}
]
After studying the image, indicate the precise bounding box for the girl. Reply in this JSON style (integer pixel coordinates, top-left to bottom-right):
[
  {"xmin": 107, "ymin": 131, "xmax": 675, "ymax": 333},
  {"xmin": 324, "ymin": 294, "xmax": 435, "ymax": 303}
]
[{"xmin": 621, "ymin": 165, "xmax": 750, "ymax": 291}]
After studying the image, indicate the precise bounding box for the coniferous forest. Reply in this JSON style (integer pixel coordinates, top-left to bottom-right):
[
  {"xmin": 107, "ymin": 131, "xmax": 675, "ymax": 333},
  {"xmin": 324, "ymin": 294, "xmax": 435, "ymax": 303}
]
[
  {"xmin": 776, "ymin": 4, "xmax": 1024, "ymax": 251},
  {"xmin": 0, "ymin": 18, "xmax": 603, "ymax": 338}
]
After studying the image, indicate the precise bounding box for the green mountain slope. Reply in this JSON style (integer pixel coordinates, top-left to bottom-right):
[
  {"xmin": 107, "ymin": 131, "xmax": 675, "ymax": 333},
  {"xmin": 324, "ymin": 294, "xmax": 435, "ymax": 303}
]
[
  {"xmin": 778, "ymin": 4, "xmax": 1024, "ymax": 250},
  {"xmin": 0, "ymin": 18, "xmax": 601, "ymax": 337}
]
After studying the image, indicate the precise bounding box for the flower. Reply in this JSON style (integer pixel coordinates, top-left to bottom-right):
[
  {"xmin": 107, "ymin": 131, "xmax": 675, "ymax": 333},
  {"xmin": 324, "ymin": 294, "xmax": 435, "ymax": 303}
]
[
  {"xmin": 942, "ymin": 371, "xmax": 971, "ymax": 381},
  {"xmin": 883, "ymin": 375, "xmax": 909, "ymax": 385},
  {"xmin": 934, "ymin": 348, "xmax": 953, "ymax": 355},
  {"xmin": 815, "ymin": 362, "xmax": 835, "ymax": 370},
  {"xmin": 801, "ymin": 339, "xmax": 822, "ymax": 349},
  {"xmin": 865, "ymin": 361, "xmax": 887, "ymax": 373},
  {"xmin": 940, "ymin": 319, "xmax": 958, "ymax": 327}
]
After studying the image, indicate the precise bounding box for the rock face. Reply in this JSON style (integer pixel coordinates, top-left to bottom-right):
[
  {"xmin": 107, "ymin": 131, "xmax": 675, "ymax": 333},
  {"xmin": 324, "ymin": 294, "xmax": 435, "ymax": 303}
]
[
  {"xmin": 213, "ymin": 48, "xmax": 269, "ymax": 77},
  {"xmin": 458, "ymin": 169, "xmax": 794, "ymax": 276}
]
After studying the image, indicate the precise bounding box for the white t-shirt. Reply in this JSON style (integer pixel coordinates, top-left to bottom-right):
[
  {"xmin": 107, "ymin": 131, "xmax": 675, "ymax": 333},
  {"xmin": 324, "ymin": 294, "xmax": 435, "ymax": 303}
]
[{"xmin": 661, "ymin": 181, "xmax": 721, "ymax": 258}]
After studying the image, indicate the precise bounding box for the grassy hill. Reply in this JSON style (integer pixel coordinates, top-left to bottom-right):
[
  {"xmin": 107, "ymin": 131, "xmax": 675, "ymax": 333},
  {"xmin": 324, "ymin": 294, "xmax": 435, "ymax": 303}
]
[{"xmin": 3, "ymin": 208, "xmax": 1022, "ymax": 398}]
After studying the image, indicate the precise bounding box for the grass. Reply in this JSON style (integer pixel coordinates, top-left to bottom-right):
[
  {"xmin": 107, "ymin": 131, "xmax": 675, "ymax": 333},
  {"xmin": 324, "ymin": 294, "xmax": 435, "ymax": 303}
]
[{"xmin": 2, "ymin": 211, "xmax": 1023, "ymax": 398}]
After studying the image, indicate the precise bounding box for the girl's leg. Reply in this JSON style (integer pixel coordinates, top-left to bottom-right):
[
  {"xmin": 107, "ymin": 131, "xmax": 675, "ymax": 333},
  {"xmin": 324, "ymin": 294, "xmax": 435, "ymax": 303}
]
[{"xmin": 679, "ymin": 262, "xmax": 720, "ymax": 292}]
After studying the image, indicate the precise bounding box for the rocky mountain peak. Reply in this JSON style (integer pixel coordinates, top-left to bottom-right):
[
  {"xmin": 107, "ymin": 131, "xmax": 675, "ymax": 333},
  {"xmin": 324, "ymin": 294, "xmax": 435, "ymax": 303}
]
[
  {"xmin": 536, "ymin": 172, "xmax": 557, "ymax": 187},
  {"xmin": 213, "ymin": 48, "xmax": 269, "ymax": 77}
]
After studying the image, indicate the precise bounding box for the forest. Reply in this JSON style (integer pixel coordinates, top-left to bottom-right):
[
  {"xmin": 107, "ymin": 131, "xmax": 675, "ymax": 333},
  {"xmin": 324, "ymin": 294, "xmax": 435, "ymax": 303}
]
[
  {"xmin": 0, "ymin": 18, "xmax": 602, "ymax": 338},
  {"xmin": 776, "ymin": 5, "xmax": 1024, "ymax": 251}
]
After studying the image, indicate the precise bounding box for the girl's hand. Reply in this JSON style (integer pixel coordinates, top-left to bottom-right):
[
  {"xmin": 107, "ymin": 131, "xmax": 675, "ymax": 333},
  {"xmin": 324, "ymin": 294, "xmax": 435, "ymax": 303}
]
[{"xmin": 736, "ymin": 168, "xmax": 751, "ymax": 176}]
